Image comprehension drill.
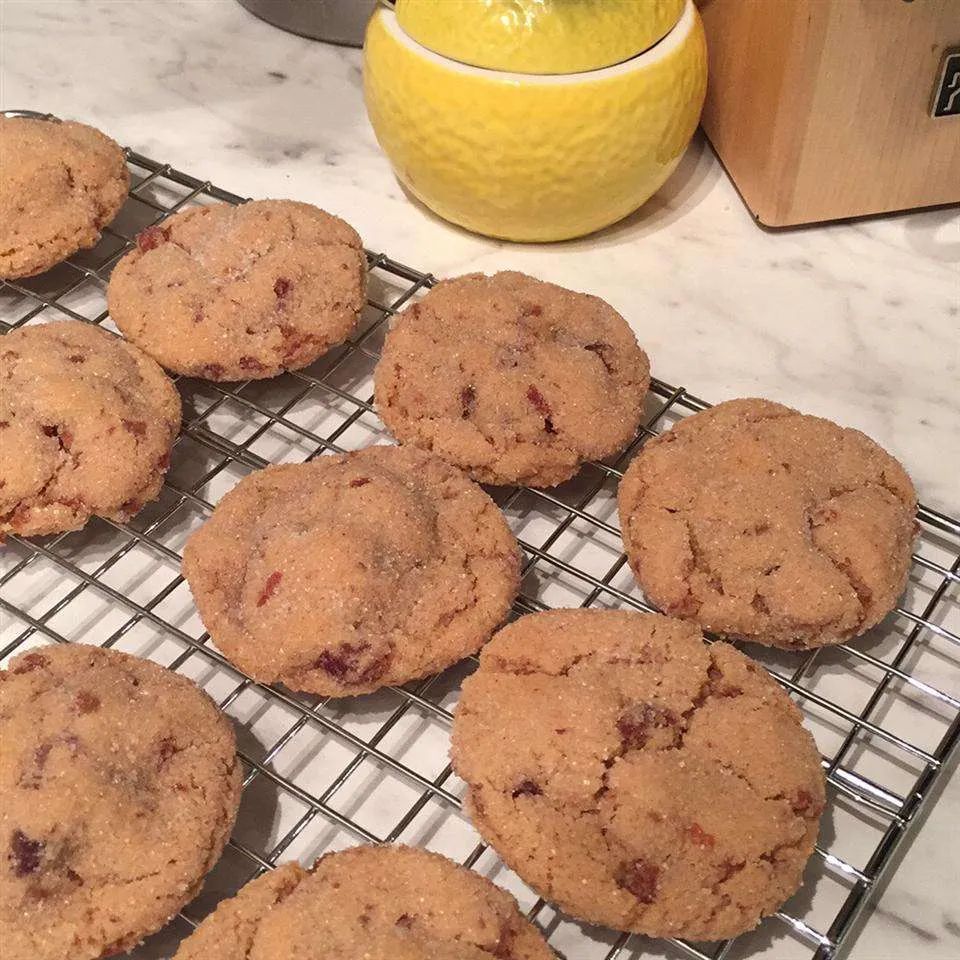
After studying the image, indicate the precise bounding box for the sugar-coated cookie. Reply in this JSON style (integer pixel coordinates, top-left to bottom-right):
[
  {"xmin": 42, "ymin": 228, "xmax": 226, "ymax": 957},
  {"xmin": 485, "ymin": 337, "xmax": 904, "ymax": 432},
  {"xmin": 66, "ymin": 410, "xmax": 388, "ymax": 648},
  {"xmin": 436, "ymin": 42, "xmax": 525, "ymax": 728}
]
[
  {"xmin": 375, "ymin": 271, "xmax": 650, "ymax": 487},
  {"xmin": 618, "ymin": 398, "xmax": 917, "ymax": 648},
  {"xmin": 451, "ymin": 609, "xmax": 825, "ymax": 940},
  {"xmin": 107, "ymin": 199, "xmax": 366, "ymax": 380},
  {"xmin": 182, "ymin": 445, "xmax": 520, "ymax": 696},
  {"xmin": 0, "ymin": 320, "xmax": 180, "ymax": 538},
  {"xmin": 1, "ymin": 644, "xmax": 242, "ymax": 960},
  {"xmin": 0, "ymin": 116, "xmax": 129, "ymax": 279}
]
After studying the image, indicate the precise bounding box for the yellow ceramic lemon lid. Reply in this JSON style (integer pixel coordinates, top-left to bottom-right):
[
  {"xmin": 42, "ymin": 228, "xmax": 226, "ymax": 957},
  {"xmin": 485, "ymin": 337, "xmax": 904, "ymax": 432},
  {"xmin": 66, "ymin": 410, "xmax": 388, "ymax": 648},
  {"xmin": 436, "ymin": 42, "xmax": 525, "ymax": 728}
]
[{"xmin": 392, "ymin": 0, "xmax": 686, "ymax": 75}]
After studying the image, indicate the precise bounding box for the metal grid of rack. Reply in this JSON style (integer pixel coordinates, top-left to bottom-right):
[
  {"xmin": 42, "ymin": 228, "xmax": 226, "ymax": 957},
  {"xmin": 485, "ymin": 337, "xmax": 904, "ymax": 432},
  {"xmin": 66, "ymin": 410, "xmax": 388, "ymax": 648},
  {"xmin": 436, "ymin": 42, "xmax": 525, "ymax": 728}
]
[{"xmin": 1, "ymin": 114, "xmax": 958, "ymax": 960}]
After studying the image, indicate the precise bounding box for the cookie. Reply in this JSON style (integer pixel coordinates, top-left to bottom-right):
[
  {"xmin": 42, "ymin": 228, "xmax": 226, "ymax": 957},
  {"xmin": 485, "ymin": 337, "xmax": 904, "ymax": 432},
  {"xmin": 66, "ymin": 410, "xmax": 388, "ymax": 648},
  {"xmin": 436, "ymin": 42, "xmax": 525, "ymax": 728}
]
[
  {"xmin": 451, "ymin": 609, "xmax": 825, "ymax": 941},
  {"xmin": 182, "ymin": 445, "xmax": 520, "ymax": 696},
  {"xmin": 617, "ymin": 398, "xmax": 918, "ymax": 649},
  {"xmin": 0, "ymin": 643, "xmax": 242, "ymax": 960},
  {"xmin": 173, "ymin": 844, "xmax": 555, "ymax": 960},
  {"xmin": 0, "ymin": 116, "xmax": 129, "ymax": 280},
  {"xmin": 0, "ymin": 320, "xmax": 181, "ymax": 538},
  {"xmin": 106, "ymin": 199, "xmax": 366, "ymax": 380},
  {"xmin": 374, "ymin": 271, "xmax": 650, "ymax": 487}
]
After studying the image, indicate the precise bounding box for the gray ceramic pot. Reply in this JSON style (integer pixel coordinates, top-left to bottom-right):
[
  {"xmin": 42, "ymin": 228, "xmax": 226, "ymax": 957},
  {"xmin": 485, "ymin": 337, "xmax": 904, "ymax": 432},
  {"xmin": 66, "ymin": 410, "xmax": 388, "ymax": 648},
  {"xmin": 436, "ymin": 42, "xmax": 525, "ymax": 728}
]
[{"xmin": 237, "ymin": 0, "xmax": 380, "ymax": 46}]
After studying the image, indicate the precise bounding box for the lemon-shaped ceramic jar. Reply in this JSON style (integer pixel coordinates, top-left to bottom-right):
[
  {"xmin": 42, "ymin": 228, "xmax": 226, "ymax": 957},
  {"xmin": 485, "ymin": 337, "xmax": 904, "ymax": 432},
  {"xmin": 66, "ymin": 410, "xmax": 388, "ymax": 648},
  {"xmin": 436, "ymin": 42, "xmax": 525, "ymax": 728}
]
[{"xmin": 363, "ymin": 0, "xmax": 707, "ymax": 242}]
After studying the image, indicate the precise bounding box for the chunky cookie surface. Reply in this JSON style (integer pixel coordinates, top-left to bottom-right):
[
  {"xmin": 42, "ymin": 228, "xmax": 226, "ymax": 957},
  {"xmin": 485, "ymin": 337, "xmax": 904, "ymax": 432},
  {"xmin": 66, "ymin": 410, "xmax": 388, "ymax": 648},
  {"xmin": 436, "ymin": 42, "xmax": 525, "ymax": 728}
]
[
  {"xmin": 107, "ymin": 199, "xmax": 366, "ymax": 380},
  {"xmin": 451, "ymin": 610, "xmax": 826, "ymax": 940},
  {"xmin": 0, "ymin": 320, "xmax": 180, "ymax": 538},
  {"xmin": 0, "ymin": 644, "xmax": 242, "ymax": 960},
  {"xmin": 375, "ymin": 271, "xmax": 650, "ymax": 487},
  {"xmin": 173, "ymin": 845, "xmax": 555, "ymax": 960},
  {"xmin": 182, "ymin": 445, "xmax": 520, "ymax": 696},
  {"xmin": 618, "ymin": 398, "xmax": 917, "ymax": 648},
  {"xmin": 0, "ymin": 116, "xmax": 129, "ymax": 279}
]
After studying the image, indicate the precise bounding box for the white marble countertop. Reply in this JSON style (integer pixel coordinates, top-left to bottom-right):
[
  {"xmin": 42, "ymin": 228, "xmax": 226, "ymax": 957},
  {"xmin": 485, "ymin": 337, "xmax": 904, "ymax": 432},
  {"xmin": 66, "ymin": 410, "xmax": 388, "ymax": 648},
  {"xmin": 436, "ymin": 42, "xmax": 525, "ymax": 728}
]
[{"xmin": 2, "ymin": 2, "xmax": 958, "ymax": 959}]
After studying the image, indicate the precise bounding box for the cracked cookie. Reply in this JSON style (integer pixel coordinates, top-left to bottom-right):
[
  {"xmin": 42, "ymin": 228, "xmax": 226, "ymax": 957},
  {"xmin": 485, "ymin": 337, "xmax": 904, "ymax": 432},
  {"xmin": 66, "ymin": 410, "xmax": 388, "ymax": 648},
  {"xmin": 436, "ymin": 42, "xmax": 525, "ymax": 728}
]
[
  {"xmin": 174, "ymin": 844, "xmax": 555, "ymax": 959},
  {"xmin": 0, "ymin": 320, "xmax": 181, "ymax": 538},
  {"xmin": 182, "ymin": 445, "xmax": 521, "ymax": 696},
  {"xmin": 450, "ymin": 609, "xmax": 825, "ymax": 941},
  {"xmin": 0, "ymin": 116, "xmax": 129, "ymax": 280},
  {"xmin": 617, "ymin": 398, "xmax": 917, "ymax": 649},
  {"xmin": 0, "ymin": 643, "xmax": 242, "ymax": 960},
  {"xmin": 374, "ymin": 271, "xmax": 650, "ymax": 488},
  {"xmin": 106, "ymin": 199, "xmax": 366, "ymax": 380}
]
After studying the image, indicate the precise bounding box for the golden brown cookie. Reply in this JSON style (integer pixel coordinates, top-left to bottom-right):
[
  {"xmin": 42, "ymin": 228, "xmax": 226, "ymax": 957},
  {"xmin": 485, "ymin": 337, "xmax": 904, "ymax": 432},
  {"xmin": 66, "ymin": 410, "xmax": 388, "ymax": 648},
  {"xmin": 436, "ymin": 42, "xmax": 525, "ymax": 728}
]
[
  {"xmin": 1, "ymin": 644, "xmax": 242, "ymax": 960},
  {"xmin": 0, "ymin": 320, "xmax": 181, "ymax": 538},
  {"xmin": 0, "ymin": 116, "xmax": 129, "ymax": 279},
  {"xmin": 374, "ymin": 271, "xmax": 650, "ymax": 487},
  {"xmin": 617, "ymin": 398, "xmax": 917, "ymax": 649},
  {"xmin": 451, "ymin": 610, "xmax": 826, "ymax": 941},
  {"xmin": 173, "ymin": 845, "xmax": 555, "ymax": 960},
  {"xmin": 106, "ymin": 199, "xmax": 366, "ymax": 380},
  {"xmin": 182, "ymin": 445, "xmax": 521, "ymax": 696}
]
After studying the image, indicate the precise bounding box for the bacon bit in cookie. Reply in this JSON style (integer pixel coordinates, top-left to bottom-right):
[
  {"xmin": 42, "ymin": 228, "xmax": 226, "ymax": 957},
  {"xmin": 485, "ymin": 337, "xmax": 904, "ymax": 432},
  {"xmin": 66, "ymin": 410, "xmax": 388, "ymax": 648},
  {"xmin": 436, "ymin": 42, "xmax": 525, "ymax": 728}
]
[
  {"xmin": 279, "ymin": 327, "xmax": 319, "ymax": 362},
  {"xmin": 0, "ymin": 421, "xmax": 8, "ymax": 428},
  {"xmin": 122, "ymin": 419, "xmax": 147, "ymax": 438},
  {"xmin": 751, "ymin": 594, "xmax": 771, "ymax": 615},
  {"xmin": 239, "ymin": 356, "xmax": 266, "ymax": 372},
  {"xmin": 315, "ymin": 645, "xmax": 362, "ymax": 680},
  {"xmin": 717, "ymin": 859, "xmax": 744, "ymax": 883},
  {"xmin": 202, "ymin": 363, "xmax": 226, "ymax": 379},
  {"xmin": 460, "ymin": 385, "xmax": 477, "ymax": 418},
  {"xmin": 349, "ymin": 477, "xmax": 371, "ymax": 488},
  {"xmin": 10, "ymin": 830, "xmax": 44, "ymax": 877},
  {"xmin": 511, "ymin": 779, "xmax": 543, "ymax": 799},
  {"xmin": 74, "ymin": 691, "xmax": 100, "ymax": 715},
  {"xmin": 396, "ymin": 913, "xmax": 414, "ymax": 929},
  {"xmin": 41, "ymin": 424, "xmax": 73, "ymax": 451},
  {"xmin": 688, "ymin": 822, "xmax": 716, "ymax": 848},
  {"xmin": 68, "ymin": 354, "xmax": 85, "ymax": 363},
  {"xmin": 616, "ymin": 858, "xmax": 659, "ymax": 903},
  {"xmin": 192, "ymin": 308, "xmax": 204, "ymax": 324},
  {"xmin": 584, "ymin": 341, "xmax": 615, "ymax": 373},
  {"xmin": 157, "ymin": 737, "xmax": 180, "ymax": 768},
  {"xmin": 493, "ymin": 923, "xmax": 518, "ymax": 959},
  {"xmin": 157, "ymin": 451, "xmax": 171, "ymax": 471},
  {"xmin": 274, "ymin": 277, "xmax": 292, "ymax": 300},
  {"xmin": 313, "ymin": 642, "xmax": 390, "ymax": 685},
  {"xmin": 521, "ymin": 303, "xmax": 543, "ymax": 317},
  {"xmin": 257, "ymin": 571, "xmax": 283, "ymax": 607},
  {"xmin": 119, "ymin": 498, "xmax": 143, "ymax": 516},
  {"xmin": 617, "ymin": 702, "xmax": 679, "ymax": 750},
  {"xmin": 526, "ymin": 385, "xmax": 551, "ymax": 417},
  {"xmin": 19, "ymin": 743, "xmax": 52, "ymax": 790},
  {"xmin": 792, "ymin": 789, "xmax": 819, "ymax": 816},
  {"xmin": 137, "ymin": 225, "xmax": 170, "ymax": 252},
  {"xmin": 12, "ymin": 653, "xmax": 48, "ymax": 674}
]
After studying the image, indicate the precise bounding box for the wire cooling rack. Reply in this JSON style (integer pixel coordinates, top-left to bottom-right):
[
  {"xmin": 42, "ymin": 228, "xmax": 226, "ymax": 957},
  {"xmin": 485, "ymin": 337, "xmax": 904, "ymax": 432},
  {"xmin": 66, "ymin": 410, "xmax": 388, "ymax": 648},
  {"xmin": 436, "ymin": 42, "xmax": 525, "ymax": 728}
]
[{"xmin": 1, "ymin": 111, "xmax": 958, "ymax": 960}]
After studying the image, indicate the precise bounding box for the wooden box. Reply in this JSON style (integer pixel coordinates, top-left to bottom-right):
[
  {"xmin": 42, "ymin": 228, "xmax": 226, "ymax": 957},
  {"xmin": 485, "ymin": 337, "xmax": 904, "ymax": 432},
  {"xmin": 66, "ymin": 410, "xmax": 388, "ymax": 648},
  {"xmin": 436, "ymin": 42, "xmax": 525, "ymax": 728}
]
[{"xmin": 698, "ymin": 0, "xmax": 960, "ymax": 226}]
